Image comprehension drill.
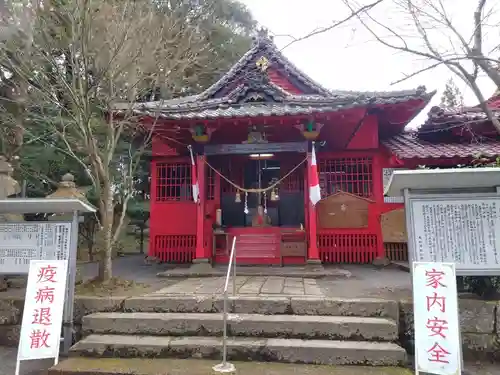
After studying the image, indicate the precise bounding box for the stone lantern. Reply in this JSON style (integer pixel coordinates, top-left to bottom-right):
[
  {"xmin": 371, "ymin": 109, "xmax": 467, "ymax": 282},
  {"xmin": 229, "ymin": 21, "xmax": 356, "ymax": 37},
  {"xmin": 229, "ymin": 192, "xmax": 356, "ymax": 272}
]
[
  {"xmin": 46, "ymin": 173, "xmax": 89, "ymax": 283},
  {"xmin": 0, "ymin": 156, "xmax": 22, "ymax": 223},
  {"xmin": 0, "ymin": 156, "xmax": 22, "ymax": 290},
  {"xmin": 47, "ymin": 173, "xmax": 86, "ymax": 198}
]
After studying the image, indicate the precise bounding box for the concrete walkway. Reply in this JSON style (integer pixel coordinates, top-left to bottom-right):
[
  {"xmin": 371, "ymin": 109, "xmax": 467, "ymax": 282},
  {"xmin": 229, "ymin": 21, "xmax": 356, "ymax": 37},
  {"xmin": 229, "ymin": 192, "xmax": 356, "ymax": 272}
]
[
  {"xmin": 157, "ymin": 265, "xmax": 350, "ymax": 279},
  {"xmin": 147, "ymin": 276, "xmax": 323, "ymax": 296}
]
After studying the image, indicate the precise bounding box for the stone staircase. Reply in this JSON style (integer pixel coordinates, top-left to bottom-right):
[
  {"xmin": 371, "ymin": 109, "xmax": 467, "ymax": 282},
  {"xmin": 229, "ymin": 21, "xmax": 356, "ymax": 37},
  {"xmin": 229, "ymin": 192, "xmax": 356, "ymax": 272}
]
[{"xmin": 69, "ymin": 295, "xmax": 407, "ymax": 366}]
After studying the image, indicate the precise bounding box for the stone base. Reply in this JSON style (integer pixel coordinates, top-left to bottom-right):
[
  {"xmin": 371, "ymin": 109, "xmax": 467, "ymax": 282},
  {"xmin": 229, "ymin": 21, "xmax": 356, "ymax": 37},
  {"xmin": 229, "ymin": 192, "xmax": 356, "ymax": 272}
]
[
  {"xmin": 306, "ymin": 259, "xmax": 324, "ymax": 273},
  {"xmin": 189, "ymin": 261, "xmax": 213, "ymax": 274},
  {"xmin": 192, "ymin": 258, "xmax": 211, "ymax": 264},
  {"xmin": 306, "ymin": 259, "xmax": 322, "ymax": 265},
  {"xmin": 372, "ymin": 256, "xmax": 390, "ymax": 268},
  {"xmin": 71, "ymin": 335, "xmax": 406, "ymax": 366}
]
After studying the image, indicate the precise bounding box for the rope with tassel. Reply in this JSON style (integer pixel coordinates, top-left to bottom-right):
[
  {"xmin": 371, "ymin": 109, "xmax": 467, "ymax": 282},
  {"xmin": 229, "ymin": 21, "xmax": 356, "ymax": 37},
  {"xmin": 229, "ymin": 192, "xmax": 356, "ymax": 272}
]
[{"xmin": 203, "ymin": 156, "xmax": 308, "ymax": 194}]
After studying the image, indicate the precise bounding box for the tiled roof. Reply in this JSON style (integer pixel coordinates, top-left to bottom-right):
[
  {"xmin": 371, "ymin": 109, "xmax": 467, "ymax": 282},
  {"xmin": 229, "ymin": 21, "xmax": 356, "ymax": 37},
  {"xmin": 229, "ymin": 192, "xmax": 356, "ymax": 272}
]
[
  {"xmin": 131, "ymin": 92, "xmax": 434, "ymax": 120},
  {"xmin": 116, "ymin": 33, "xmax": 434, "ymax": 120},
  {"xmin": 199, "ymin": 32, "xmax": 333, "ymax": 99},
  {"xmin": 426, "ymin": 105, "xmax": 500, "ymax": 123},
  {"xmin": 382, "ymin": 133, "xmax": 500, "ymax": 159}
]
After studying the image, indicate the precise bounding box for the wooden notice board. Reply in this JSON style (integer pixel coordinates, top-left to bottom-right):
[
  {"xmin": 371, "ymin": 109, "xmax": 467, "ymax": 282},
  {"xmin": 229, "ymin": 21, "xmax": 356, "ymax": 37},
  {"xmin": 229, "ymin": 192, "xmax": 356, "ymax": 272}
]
[{"xmin": 317, "ymin": 191, "xmax": 371, "ymax": 229}]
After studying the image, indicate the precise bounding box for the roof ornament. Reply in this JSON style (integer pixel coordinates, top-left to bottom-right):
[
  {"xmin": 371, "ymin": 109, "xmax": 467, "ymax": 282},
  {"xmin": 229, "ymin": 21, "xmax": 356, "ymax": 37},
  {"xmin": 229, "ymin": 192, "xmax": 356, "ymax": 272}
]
[
  {"xmin": 253, "ymin": 27, "xmax": 273, "ymax": 46},
  {"xmin": 256, "ymin": 56, "xmax": 270, "ymax": 72}
]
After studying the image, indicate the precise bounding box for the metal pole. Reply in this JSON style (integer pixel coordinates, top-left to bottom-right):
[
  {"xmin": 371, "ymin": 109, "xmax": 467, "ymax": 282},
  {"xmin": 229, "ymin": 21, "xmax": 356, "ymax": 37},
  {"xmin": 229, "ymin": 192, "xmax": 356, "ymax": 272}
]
[
  {"xmin": 62, "ymin": 211, "xmax": 79, "ymax": 354},
  {"xmin": 222, "ymin": 290, "xmax": 228, "ymax": 365},
  {"xmin": 212, "ymin": 289, "xmax": 235, "ymax": 373},
  {"xmin": 232, "ymin": 241, "xmax": 236, "ymax": 296},
  {"xmin": 21, "ymin": 180, "xmax": 27, "ymax": 198},
  {"xmin": 212, "ymin": 236, "xmax": 236, "ymax": 374}
]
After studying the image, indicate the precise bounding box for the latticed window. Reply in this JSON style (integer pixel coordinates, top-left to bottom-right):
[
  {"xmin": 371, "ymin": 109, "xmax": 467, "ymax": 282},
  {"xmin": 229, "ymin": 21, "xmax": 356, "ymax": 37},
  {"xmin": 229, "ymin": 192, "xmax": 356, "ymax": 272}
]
[
  {"xmin": 156, "ymin": 163, "xmax": 192, "ymax": 201},
  {"xmin": 206, "ymin": 165, "xmax": 215, "ymax": 201},
  {"xmin": 319, "ymin": 157, "xmax": 373, "ymax": 198}
]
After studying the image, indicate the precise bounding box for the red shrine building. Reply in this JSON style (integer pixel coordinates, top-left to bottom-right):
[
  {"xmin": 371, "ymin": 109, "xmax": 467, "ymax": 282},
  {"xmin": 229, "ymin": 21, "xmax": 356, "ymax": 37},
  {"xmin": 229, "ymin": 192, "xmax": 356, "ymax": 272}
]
[{"xmin": 135, "ymin": 34, "xmax": 500, "ymax": 266}]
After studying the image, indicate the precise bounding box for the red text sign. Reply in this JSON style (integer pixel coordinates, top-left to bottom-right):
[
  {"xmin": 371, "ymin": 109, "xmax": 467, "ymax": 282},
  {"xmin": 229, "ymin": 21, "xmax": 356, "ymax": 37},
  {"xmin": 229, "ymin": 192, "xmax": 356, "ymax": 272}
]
[
  {"xmin": 17, "ymin": 260, "xmax": 68, "ymax": 362},
  {"xmin": 413, "ymin": 262, "xmax": 461, "ymax": 375}
]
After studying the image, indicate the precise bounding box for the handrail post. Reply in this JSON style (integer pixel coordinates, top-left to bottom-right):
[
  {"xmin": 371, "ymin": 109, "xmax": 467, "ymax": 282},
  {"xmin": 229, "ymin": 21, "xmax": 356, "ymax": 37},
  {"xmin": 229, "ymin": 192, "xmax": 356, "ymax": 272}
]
[
  {"xmin": 213, "ymin": 236, "xmax": 237, "ymax": 373},
  {"xmin": 232, "ymin": 237, "xmax": 236, "ymax": 296},
  {"xmin": 222, "ymin": 290, "xmax": 228, "ymax": 364}
]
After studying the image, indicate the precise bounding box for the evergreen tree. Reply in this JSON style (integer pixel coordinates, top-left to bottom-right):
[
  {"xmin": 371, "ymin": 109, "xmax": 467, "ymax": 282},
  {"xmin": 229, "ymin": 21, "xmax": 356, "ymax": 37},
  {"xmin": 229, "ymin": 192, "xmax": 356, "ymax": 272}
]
[
  {"xmin": 440, "ymin": 78, "xmax": 464, "ymax": 109},
  {"xmin": 0, "ymin": 0, "xmax": 257, "ymax": 281}
]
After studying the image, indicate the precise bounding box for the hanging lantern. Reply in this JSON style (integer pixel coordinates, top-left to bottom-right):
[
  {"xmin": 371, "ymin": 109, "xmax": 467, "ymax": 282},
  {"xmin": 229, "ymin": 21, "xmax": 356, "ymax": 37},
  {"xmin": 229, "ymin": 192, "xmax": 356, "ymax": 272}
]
[
  {"xmin": 270, "ymin": 188, "xmax": 279, "ymax": 201},
  {"xmin": 191, "ymin": 125, "xmax": 212, "ymax": 143},
  {"xmin": 296, "ymin": 121, "xmax": 323, "ymax": 141},
  {"xmin": 235, "ymin": 190, "xmax": 241, "ymax": 203}
]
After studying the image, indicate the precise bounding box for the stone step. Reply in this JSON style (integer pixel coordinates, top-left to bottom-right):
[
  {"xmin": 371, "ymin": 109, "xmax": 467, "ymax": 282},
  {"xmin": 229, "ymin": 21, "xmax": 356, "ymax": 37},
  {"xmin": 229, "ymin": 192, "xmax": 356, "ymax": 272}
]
[
  {"xmin": 123, "ymin": 295, "xmax": 399, "ymax": 321},
  {"xmin": 49, "ymin": 358, "xmax": 413, "ymax": 375},
  {"xmin": 70, "ymin": 334, "xmax": 407, "ymax": 366},
  {"xmin": 83, "ymin": 312, "xmax": 398, "ymax": 341}
]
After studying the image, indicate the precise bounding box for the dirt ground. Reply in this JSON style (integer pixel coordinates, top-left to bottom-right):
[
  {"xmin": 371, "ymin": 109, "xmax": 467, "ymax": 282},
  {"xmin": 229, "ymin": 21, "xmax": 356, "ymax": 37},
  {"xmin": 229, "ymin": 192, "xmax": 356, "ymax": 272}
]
[
  {"xmin": 0, "ymin": 257, "xmax": 416, "ymax": 299},
  {"xmin": 1, "ymin": 348, "xmax": 499, "ymax": 375},
  {"xmin": 0, "ymin": 255, "xmax": 177, "ymax": 298},
  {"xmin": 318, "ymin": 265, "xmax": 414, "ymax": 300}
]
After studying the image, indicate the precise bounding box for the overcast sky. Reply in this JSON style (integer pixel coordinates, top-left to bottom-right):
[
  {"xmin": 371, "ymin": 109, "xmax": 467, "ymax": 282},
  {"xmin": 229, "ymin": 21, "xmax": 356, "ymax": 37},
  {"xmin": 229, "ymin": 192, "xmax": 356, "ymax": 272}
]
[{"xmin": 240, "ymin": 0, "xmax": 499, "ymax": 128}]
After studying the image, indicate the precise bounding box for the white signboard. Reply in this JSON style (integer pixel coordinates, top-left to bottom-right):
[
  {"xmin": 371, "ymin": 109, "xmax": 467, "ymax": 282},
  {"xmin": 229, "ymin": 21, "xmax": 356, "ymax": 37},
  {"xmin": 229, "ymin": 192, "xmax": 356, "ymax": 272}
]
[
  {"xmin": 383, "ymin": 168, "xmax": 405, "ymax": 203},
  {"xmin": 0, "ymin": 223, "xmax": 71, "ymax": 274},
  {"xmin": 16, "ymin": 259, "xmax": 68, "ymax": 370},
  {"xmin": 413, "ymin": 262, "xmax": 461, "ymax": 375},
  {"xmin": 383, "ymin": 168, "xmax": 396, "ymax": 191},
  {"xmin": 409, "ymin": 196, "xmax": 500, "ymax": 275}
]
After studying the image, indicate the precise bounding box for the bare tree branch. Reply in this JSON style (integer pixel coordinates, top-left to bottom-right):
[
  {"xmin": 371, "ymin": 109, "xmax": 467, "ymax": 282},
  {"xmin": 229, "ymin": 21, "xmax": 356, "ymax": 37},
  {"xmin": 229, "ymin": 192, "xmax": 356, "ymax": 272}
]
[
  {"xmin": 280, "ymin": 0, "xmax": 384, "ymax": 51},
  {"xmin": 0, "ymin": 0, "xmax": 223, "ymax": 281},
  {"xmin": 340, "ymin": 0, "xmax": 500, "ymax": 133}
]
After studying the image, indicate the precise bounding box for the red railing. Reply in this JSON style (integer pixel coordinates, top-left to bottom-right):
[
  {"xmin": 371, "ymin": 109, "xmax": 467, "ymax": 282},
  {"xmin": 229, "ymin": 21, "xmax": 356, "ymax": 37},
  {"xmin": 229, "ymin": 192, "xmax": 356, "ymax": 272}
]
[
  {"xmin": 153, "ymin": 235, "xmax": 196, "ymax": 263},
  {"xmin": 318, "ymin": 232, "xmax": 378, "ymax": 264}
]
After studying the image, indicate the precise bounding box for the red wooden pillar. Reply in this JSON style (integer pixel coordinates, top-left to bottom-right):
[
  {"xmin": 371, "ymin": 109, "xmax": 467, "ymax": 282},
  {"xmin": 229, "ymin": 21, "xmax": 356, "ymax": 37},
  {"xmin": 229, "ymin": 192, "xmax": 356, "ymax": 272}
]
[
  {"xmin": 149, "ymin": 159, "xmax": 157, "ymax": 258},
  {"xmin": 194, "ymin": 155, "xmax": 209, "ymax": 262},
  {"xmin": 306, "ymin": 152, "xmax": 321, "ymax": 264},
  {"xmin": 372, "ymin": 154, "xmax": 385, "ymax": 259}
]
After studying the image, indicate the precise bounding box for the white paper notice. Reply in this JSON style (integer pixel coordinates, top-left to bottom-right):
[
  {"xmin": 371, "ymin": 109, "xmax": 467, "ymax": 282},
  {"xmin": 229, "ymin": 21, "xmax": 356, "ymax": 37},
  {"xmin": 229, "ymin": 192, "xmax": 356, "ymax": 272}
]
[
  {"xmin": 413, "ymin": 262, "xmax": 461, "ymax": 375},
  {"xmin": 17, "ymin": 259, "xmax": 68, "ymax": 362}
]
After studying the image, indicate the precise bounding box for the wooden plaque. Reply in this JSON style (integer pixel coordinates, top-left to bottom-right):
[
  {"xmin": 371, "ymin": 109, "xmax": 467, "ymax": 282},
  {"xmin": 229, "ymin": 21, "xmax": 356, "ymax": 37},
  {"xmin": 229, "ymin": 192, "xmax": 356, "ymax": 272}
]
[
  {"xmin": 317, "ymin": 191, "xmax": 371, "ymax": 229},
  {"xmin": 381, "ymin": 208, "xmax": 407, "ymax": 243},
  {"xmin": 280, "ymin": 241, "xmax": 307, "ymax": 257}
]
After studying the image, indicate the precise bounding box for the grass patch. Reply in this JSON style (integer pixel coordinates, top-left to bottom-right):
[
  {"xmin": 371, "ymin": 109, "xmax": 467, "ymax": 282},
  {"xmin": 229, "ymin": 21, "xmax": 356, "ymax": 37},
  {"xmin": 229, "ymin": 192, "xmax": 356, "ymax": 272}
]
[{"xmin": 51, "ymin": 358, "xmax": 413, "ymax": 375}]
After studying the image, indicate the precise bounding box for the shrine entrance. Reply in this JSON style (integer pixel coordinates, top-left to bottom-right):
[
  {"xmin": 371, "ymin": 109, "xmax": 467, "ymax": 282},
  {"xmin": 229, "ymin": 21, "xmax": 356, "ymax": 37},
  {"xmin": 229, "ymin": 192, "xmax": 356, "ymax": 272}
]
[
  {"xmin": 220, "ymin": 156, "xmax": 305, "ymax": 228},
  {"xmin": 212, "ymin": 152, "xmax": 306, "ymax": 264}
]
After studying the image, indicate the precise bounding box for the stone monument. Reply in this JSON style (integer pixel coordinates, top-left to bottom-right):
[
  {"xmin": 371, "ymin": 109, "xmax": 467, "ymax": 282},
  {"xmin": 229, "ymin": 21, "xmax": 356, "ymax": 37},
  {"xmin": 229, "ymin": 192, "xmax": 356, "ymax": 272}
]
[{"xmin": 0, "ymin": 156, "xmax": 21, "ymax": 222}]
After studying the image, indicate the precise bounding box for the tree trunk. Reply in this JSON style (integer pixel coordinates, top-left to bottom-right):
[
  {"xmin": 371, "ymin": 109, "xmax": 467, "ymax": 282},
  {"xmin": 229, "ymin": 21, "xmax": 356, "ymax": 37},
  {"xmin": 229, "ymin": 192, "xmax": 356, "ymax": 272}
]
[
  {"xmin": 97, "ymin": 189, "xmax": 114, "ymax": 281},
  {"xmin": 140, "ymin": 225, "xmax": 144, "ymax": 254}
]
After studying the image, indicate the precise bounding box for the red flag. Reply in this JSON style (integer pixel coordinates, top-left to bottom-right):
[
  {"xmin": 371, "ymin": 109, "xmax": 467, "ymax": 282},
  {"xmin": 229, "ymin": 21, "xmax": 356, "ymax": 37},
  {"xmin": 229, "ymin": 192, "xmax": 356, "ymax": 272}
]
[
  {"xmin": 309, "ymin": 142, "xmax": 321, "ymax": 206},
  {"xmin": 189, "ymin": 147, "xmax": 199, "ymax": 203}
]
